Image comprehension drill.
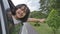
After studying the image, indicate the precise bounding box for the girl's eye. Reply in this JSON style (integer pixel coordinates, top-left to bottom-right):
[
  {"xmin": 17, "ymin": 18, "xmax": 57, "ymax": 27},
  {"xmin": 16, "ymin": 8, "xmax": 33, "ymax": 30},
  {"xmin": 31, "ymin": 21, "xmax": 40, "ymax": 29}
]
[
  {"xmin": 18, "ymin": 12, "xmax": 20, "ymax": 14},
  {"xmin": 21, "ymin": 9, "xmax": 25, "ymax": 11},
  {"xmin": 22, "ymin": 10, "xmax": 26, "ymax": 13}
]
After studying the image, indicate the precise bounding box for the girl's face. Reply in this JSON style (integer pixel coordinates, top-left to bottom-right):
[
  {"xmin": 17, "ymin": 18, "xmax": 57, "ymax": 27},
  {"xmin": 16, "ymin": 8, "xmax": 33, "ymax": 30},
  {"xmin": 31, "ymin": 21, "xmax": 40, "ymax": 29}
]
[{"xmin": 15, "ymin": 6, "xmax": 27, "ymax": 18}]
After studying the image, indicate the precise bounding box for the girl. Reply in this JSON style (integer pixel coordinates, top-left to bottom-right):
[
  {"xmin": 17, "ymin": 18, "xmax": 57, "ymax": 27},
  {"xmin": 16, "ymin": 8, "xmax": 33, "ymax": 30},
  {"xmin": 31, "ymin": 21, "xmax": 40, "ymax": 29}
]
[{"xmin": 7, "ymin": 0, "xmax": 45, "ymax": 34}]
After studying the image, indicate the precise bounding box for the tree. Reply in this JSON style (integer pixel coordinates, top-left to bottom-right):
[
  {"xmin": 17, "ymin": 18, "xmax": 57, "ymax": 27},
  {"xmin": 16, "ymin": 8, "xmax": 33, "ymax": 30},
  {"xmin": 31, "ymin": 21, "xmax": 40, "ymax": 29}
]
[
  {"xmin": 39, "ymin": 0, "xmax": 60, "ymax": 34},
  {"xmin": 29, "ymin": 11, "xmax": 47, "ymax": 19},
  {"xmin": 46, "ymin": 9, "xmax": 60, "ymax": 34},
  {"xmin": 46, "ymin": 0, "xmax": 60, "ymax": 34},
  {"xmin": 39, "ymin": 0, "xmax": 51, "ymax": 14}
]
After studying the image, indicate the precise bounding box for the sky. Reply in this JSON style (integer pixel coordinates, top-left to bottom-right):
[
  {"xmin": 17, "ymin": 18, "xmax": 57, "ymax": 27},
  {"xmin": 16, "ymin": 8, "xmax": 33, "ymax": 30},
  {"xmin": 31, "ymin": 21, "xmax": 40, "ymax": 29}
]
[{"xmin": 11, "ymin": 0, "xmax": 40, "ymax": 12}]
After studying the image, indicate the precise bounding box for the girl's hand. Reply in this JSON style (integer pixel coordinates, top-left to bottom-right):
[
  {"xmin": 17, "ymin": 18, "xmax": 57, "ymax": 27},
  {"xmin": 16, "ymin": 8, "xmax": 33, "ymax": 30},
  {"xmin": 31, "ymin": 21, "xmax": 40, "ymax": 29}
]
[{"xmin": 39, "ymin": 19, "xmax": 45, "ymax": 23}]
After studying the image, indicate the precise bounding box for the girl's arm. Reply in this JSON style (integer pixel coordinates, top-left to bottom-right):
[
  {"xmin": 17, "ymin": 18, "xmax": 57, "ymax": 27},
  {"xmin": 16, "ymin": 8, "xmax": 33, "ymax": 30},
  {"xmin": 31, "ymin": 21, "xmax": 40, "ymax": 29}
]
[{"xmin": 27, "ymin": 18, "xmax": 45, "ymax": 23}]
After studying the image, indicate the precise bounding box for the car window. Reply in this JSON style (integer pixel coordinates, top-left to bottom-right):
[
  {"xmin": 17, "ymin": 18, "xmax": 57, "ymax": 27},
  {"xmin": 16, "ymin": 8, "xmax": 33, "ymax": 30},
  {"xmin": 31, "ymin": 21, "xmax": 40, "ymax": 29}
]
[
  {"xmin": 1, "ymin": 0, "xmax": 22, "ymax": 34},
  {"xmin": 6, "ymin": 0, "xmax": 22, "ymax": 34},
  {"xmin": 0, "ymin": 0, "xmax": 10, "ymax": 34},
  {"xmin": 1, "ymin": 0, "xmax": 24, "ymax": 34}
]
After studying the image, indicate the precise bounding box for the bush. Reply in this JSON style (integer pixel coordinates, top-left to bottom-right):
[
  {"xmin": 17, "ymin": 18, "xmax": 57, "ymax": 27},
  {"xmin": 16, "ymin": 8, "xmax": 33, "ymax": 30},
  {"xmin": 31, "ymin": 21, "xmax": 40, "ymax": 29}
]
[{"xmin": 46, "ymin": 9, "xmax": 60, "ymax": 34}]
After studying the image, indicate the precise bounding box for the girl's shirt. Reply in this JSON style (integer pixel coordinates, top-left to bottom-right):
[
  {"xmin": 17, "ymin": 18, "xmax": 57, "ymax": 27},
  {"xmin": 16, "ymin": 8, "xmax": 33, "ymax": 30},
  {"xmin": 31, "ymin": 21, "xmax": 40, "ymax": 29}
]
[{"xmin": 12, "ymin": 16, "xmax": 21, "ymax": 25}]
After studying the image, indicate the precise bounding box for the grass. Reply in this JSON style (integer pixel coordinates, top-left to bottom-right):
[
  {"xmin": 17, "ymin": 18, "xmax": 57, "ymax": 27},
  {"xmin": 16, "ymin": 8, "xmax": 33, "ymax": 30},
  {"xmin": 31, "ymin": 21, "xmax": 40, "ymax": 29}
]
[{"xmin": 29, "ymin": 22, "xmax": 60, "ymax": 34}]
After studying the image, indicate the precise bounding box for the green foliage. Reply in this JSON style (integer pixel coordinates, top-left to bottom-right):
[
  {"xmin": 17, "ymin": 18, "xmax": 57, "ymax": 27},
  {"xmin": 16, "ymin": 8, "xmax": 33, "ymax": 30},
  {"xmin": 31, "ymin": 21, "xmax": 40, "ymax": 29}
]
[
  {"xmin": 39, "ymin": 0, "xmax": 60, "ymax": 34},
  {"xmin": 29, "ymin": 11, "xmax": 47, "ymax": 19},
  {"xmin": 39, "ymin": 0, "xmax": 51, "ymax": 14},
  {"xmin": 46, "ymin": 9, "xmax": 60, "ymax": 34}
]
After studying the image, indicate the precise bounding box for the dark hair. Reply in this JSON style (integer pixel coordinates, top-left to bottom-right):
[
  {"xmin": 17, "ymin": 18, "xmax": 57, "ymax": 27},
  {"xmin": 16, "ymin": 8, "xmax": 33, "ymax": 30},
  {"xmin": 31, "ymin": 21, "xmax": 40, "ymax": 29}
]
[{"xmin": 11, "ymin": 4, "xmax": 30, "ymax": 22}]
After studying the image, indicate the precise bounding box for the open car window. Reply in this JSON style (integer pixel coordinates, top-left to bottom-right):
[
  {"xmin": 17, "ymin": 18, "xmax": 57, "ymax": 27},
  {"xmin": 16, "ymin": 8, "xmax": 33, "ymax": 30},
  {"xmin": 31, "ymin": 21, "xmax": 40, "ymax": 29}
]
[{"xmin": 0, "ymin": 0, "xmax": 22, "ymax": 34}]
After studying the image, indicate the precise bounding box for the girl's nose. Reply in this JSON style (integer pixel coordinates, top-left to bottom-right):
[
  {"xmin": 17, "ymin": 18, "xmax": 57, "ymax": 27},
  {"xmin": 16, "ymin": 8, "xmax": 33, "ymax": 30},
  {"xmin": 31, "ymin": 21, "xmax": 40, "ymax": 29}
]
[
  {"xmin": 20, "ymin": 11, "xmax": 24, "ymax": 15},
  {"xmin": 21, "ymin": 11, "xmax": 24, "ymax": 14}
]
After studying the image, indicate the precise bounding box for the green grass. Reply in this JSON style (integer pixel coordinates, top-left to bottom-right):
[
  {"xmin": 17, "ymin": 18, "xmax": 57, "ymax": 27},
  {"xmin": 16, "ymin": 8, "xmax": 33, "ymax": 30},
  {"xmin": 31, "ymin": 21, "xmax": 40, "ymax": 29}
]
[{"xmin": 29, "ymin": 22, "xmax": 60, "ymax": 34}]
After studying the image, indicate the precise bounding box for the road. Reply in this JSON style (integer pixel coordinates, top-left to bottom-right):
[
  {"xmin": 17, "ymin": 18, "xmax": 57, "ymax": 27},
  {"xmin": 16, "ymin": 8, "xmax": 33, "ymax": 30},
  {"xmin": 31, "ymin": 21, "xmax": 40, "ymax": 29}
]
[{"xmin": 21, "ymin": 22, "xmax": 38, "ymax": 34}]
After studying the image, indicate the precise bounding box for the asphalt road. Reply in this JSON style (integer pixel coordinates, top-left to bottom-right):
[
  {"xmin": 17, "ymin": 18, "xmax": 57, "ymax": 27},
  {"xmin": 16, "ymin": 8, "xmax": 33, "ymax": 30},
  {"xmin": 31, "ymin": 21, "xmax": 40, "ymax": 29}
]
[{"xmin": 21, "ymin": 22, "xmax": 38, "ymax": 34}]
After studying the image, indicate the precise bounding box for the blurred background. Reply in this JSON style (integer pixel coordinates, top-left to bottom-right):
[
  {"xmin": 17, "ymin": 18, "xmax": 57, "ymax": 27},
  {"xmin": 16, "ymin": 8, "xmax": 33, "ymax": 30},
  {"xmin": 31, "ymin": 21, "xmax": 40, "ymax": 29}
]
[{"xmin": 11, "ymin": 0, "xmax": 60, "ymax": 34}]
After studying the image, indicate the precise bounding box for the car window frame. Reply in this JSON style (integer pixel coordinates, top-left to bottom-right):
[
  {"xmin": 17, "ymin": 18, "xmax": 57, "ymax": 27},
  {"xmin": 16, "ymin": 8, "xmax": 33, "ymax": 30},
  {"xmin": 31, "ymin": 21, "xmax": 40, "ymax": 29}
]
[{"xmin": 0, "ymin": 0, "xmax": 10, "ymax": 34}]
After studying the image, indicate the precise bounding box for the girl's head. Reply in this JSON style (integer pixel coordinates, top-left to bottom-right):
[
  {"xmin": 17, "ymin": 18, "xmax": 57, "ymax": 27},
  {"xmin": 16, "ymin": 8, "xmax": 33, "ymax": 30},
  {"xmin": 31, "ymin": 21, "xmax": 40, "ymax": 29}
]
[{"xmin": 11, "ymin": 4, "xmax": 30, "ymax": 22}]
